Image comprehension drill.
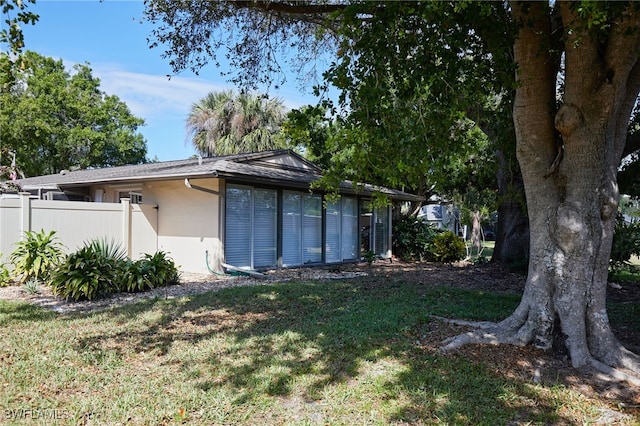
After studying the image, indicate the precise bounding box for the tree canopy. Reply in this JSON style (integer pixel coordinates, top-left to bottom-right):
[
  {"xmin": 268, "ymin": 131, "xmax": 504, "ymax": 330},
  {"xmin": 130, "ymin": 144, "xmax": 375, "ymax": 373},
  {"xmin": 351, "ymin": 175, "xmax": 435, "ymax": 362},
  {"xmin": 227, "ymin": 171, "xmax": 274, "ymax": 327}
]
[
  {"xmin": 0, "ymin": 51, "xmax": 148, "ymax": 177},
  {"xmin": 143, "ymin": 0, "xmax": 640, "ymax": 382},
  {"xmin": 0, "ymin": 0, "xmax": 38, "ymax": 89}
]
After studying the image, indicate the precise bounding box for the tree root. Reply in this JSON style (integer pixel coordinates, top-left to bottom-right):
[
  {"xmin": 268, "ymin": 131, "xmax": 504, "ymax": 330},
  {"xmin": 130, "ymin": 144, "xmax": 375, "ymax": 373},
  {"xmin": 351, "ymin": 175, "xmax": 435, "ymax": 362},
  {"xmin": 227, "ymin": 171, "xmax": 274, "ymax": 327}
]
[
  {"xmin": 587, "ymin": 358, "xmax": 640, "ymax": 387},
  {"xmin": 432, "ymin": 315, "xmax": 640, "ymax": 387}
]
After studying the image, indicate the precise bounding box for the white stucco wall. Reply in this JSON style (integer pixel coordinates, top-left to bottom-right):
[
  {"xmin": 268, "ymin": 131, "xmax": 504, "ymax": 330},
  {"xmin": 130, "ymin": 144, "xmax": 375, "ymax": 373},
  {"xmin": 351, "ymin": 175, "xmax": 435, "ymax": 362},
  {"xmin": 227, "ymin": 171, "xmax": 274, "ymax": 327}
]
[{"xmin": 143, "ymin": 178, "xmax": 223, "ymax": 274}]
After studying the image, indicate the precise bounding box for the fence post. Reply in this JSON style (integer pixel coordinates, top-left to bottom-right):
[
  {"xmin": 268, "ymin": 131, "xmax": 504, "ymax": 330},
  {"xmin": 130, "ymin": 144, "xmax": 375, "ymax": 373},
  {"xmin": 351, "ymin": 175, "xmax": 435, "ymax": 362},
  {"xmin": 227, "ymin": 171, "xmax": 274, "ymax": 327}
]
[
  {"xmin": 121, "ymin": 198, "xmax": 132, "ymax": 258},
  {"xmin": 19, "ymin": 192, "xmax": 32, "ymax": 239}
]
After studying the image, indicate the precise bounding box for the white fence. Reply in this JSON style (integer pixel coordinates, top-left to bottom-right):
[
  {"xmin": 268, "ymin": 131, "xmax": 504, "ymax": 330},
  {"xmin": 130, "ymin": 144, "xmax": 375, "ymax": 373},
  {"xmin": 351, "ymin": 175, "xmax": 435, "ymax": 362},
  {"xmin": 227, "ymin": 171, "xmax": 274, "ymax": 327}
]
[{"xmin": 0, "ymin": 193, "xmax": 158, "ymax": 267}]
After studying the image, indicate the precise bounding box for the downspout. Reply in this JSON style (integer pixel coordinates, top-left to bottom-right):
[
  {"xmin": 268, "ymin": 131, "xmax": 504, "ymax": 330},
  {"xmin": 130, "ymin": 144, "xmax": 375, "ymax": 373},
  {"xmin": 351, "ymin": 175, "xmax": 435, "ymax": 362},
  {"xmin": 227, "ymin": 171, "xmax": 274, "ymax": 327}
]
[{"xmin": 184, "ymin": 177, "xmax": 221, "ymax": 196}]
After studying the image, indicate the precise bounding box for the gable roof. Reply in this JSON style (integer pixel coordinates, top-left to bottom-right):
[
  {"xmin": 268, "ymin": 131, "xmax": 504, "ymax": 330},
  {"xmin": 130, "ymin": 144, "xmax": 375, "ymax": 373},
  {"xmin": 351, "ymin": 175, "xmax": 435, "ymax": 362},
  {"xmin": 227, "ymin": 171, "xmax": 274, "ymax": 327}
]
[{"xmin": 18, "ymin": 149, "xmax": 422, "ymax": 201}]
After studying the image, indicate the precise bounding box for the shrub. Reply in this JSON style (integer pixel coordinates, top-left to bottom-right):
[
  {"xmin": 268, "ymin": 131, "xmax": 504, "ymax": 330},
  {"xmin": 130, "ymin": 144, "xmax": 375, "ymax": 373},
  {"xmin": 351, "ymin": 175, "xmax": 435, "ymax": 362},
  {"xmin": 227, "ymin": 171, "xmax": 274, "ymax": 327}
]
[
  {"xmin": 392, "ymin": 216, "xmax": 442, "ymax": 262},
  {"xmin": 120, "ymin": 251, "xmax": 179, "ymax": 293},
  {"xmin": 140, "ymin": 251, "xmax": 180, "ymax": 288},
  {"xmin": 49, "ymin": 238, "xmax": 125, "ymax": 301},
  {"xmin": 9, "ymin": 230, "xmax": 65, "ymax": 283},
  {"xmin": 431, "ymin": 231, "xmax": 466, "ymax": 263},
  {"xmin": 611, "ymin": 214, "xmax": 640, "ymax": 267},
  {"xmin": 50, "ymin": 237, "xmax": 179, "ymax": 301}
]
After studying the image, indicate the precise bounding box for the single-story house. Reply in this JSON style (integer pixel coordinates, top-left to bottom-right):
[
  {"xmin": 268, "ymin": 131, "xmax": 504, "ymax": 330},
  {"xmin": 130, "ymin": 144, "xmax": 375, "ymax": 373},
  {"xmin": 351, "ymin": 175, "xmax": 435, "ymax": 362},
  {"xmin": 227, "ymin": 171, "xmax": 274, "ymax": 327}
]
[{"xmin": 14, "ymin": 150, "xmax": 421, "ymax": 274}]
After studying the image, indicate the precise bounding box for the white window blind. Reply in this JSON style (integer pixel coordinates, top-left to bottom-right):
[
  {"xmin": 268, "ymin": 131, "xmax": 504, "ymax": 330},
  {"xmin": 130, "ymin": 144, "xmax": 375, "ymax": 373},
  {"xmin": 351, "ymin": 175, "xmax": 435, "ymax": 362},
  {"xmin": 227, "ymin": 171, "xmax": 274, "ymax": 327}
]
[
  {"xmin": 252, "ymin": 189, "xmax": 277, "ymax": 268},
  {"xmin": 282, "ymin": 191, "xmax": 302, "ymax": 266},
  {"xmin": 225, "ymin": 185, "xmax": 252, "ymax": 267},
  {"xmin": 341, "ymin": 197, "xmax": 358, "ymax": 260},
  {"xmin": 303, "ymin": 194, "xmax": 322, "ymax": 264},
  {"xmin": 325, "ymin": 200, "xmax": 341, "ymax": 263}
]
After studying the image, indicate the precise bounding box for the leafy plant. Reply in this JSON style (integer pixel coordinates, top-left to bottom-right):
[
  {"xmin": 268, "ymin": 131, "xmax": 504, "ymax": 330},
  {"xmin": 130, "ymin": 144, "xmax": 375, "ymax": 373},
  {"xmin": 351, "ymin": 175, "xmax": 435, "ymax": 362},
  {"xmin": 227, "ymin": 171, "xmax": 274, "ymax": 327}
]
[
  {"xmin": 119, "ymin": 251, "xmax": 179, "ymax": 293},
  {"xmin": 24, "ymin": 278, "xmax": 39, "ymax": 294},
  {"xmin": 431, "ymin": 231, "xmax": 466, "ymax": 263},
  {"xmin": 0, "ymin": 253, "xmax": 11, "ymax": 287},
  {"xmin": 362, "ymin": 250, "xmax": 376, "ymax": 265},
  {"xmin": 49, "ymin": 238, "xmax": 126, "ymax": 301},
  {"xmin": 610, "ymin": 214, "xmax": 640, "ymax": 267},
  {"xmin": 9, "ymin": 230, "xmax": 65, "ymax": 283},
  {"xmin": 392, "ymin": 216, "xmax": 442, "ymax": 261},
  {"xmin": 139, "ymin": 251, "xmax": 180, "ymax": 288}
]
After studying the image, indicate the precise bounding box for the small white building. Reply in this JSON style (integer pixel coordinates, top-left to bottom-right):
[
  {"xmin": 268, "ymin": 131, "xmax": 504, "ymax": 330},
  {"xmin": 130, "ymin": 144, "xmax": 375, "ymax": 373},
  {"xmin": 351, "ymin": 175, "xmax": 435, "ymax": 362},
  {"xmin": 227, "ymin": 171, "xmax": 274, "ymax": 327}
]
[{"xmin": 3, "ymin": 150, "xmax": 421, "ymax": 274}]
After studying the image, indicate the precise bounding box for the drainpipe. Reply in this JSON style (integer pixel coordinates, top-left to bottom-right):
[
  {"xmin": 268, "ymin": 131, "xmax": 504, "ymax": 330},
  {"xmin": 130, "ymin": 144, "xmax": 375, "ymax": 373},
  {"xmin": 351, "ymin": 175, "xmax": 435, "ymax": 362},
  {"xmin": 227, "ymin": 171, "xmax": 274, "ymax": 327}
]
[{"xmin": 184, "ymin": 177, "xmax": 221, "ymax": 196}]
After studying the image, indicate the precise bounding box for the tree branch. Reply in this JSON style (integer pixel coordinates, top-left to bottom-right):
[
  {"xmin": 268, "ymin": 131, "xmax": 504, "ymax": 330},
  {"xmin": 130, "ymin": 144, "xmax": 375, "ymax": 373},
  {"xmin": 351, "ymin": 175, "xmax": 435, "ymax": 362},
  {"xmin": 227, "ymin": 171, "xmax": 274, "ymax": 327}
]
[{"xmin": 231, "ymin": 1, "xmax": 348, "ymax": 16}]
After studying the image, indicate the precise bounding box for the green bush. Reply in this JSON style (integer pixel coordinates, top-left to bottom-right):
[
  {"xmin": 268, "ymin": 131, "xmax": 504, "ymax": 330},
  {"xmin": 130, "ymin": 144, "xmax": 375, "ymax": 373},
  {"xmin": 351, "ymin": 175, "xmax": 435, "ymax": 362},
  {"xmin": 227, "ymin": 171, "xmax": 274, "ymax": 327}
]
[
  {"xmin": 431, "ymin": 231, "xmax": 466, "ymax": 263},
  {"xmin": 9, "ymin": 230, "xmax": 65, "ymax": 283},
  {"xmin": 49, "ymin": 238, "xmax": 125, "ymax": 301},
  {"xmin": 611, "ymin": 215, "xmax": 640, "ymax": 267},
  {"xmin": 51, "ymin": 237, "xmax": 180, "ymax": 301},
  {"xmin": 392, "ymin": 216, "xmax": 442, "ymax": 261},
  {"xmin": 120, "ymin": 251, "xmax": 179, "ymax": 293},
  {"xmin": 140, "ymin": 251, "xmax": 180, "ymax": 287}
]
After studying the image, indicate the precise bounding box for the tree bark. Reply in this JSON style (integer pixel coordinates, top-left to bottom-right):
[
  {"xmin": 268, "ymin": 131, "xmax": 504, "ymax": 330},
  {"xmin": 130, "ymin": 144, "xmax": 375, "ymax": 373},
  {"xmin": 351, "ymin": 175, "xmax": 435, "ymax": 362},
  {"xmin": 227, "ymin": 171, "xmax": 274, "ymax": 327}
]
[
  {"xmin": 492, "ymin": 151, "xmax": 529, "ymax": 264},
  {"xmin": 443, "ymin": 1, "xmax": 640, "ymax": 380}
]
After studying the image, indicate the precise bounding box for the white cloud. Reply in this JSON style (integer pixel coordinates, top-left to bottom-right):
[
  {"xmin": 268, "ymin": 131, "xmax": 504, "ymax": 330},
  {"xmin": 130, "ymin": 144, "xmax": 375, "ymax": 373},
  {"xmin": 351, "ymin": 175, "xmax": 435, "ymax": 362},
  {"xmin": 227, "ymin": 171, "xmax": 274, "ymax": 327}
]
[{"xmin": 93, "ymin": 65, "xmax": 230, "ymax": 120}]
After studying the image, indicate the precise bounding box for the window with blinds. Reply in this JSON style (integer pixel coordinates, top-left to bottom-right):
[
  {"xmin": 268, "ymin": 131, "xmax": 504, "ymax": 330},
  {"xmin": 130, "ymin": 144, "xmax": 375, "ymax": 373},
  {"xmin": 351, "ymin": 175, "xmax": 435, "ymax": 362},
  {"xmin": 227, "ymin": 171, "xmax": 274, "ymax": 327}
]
[
  {"xmin": 225, "ymin": 185, "xmax": 252, "ymax": 268},
  {"xmin": 302, "ymin": 194, "xmax": 322, "ymax": 264},
  {"xmin": 325, "ymin": 200, "xmax": 341, "ymax": 263},
  {"xmin": 225, "ymin": 185, "xmax": 277, "ymax": 269},
  {"xmin": 282, "ymin": 191, "xmax": 302, "ymax": 267},
  {"xmin": 341, "ymin": 197, "xmax": 358, "ymax": 260},
  {"xmin": 226, "ymin": 185, "xmax": 378, "ymax": 268}
]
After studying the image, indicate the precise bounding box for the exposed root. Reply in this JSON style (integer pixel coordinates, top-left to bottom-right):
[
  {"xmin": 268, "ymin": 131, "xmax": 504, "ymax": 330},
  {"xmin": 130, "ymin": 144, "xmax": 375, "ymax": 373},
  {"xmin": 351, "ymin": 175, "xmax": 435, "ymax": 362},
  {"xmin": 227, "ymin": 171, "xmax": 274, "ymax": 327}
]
[
  {"xmin": 435, "ymin": 316, "xmax": 529, "ymax": 352},
  {"xmin": 434, "ymin": 315, "xmax": 640, "ymax": 387},
  {"xmin": 429, "ymin": 315, "xmax": 496, "ymax": 330},
  {"xmin": 587, "ymin": 357, "xmax": 640, "ymax": 387}
]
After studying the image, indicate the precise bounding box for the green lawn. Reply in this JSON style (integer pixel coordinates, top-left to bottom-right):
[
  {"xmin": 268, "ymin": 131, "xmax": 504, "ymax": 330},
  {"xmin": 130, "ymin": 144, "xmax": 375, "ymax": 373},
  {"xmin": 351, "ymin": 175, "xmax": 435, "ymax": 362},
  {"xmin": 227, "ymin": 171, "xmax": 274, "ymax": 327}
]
[{"xmin": 1, "ymin": 278, "xmax": 638, "ymax": 425}]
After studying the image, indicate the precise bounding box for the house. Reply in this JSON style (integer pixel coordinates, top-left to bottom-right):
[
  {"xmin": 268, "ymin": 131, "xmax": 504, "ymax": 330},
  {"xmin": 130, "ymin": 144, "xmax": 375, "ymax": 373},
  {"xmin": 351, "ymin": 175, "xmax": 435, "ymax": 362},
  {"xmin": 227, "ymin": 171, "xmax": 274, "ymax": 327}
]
[
  {"xmin": 12, "ymin": 150, "xmax": 421, "ymax": 274},
  {"xmin": 418, "ymin": 203, "xmax": 462, "ymax": 235}
]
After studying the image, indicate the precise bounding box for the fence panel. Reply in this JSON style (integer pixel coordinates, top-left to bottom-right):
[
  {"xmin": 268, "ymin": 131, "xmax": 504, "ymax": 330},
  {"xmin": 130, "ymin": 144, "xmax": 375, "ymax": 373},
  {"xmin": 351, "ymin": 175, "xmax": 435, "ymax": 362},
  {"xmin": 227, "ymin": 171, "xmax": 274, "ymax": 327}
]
[
  {"xmin": 0, "ymin": 194, "xmax": 159, "ymax": 268},
  {"xmin": 0, "ymin": 199, "xmax": 21, "ymax": 264},
  {"xmin": 131, "ymin": 204, "xmax": 158, "ymax": 259},
  {"xmin": 31, "ymin": 200, "xmax": 124, "ymax": 252}
]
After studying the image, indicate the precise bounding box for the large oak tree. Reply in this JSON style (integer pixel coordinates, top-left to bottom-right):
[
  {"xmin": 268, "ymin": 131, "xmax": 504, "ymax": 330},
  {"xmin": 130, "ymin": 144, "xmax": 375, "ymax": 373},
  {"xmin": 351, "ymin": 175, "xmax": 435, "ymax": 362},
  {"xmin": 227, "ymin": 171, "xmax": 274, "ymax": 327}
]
[
  {"xmin": 144, "ymin": 1, "xmax": 640, "ymax": 381},
  {"xmin": 1, "ymin": 51, "xmax": 148, "ymax": 177}
]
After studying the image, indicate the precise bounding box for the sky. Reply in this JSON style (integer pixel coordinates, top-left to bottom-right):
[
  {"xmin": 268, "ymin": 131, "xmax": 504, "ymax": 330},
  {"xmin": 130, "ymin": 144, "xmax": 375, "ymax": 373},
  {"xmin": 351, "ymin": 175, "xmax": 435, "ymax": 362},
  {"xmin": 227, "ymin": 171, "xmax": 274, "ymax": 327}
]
[{"xmin": 17, "ymin": 0, "xmax": 330, "ymax": 161}]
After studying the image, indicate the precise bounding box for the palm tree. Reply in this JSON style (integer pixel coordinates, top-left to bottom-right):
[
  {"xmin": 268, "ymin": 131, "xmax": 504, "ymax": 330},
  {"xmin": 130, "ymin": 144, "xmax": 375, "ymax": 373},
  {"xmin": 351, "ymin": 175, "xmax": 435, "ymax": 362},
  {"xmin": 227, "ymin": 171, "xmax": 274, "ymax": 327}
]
[{"xmin": 186, "ymin": 90, "xmax": 287, "ymax": 156}]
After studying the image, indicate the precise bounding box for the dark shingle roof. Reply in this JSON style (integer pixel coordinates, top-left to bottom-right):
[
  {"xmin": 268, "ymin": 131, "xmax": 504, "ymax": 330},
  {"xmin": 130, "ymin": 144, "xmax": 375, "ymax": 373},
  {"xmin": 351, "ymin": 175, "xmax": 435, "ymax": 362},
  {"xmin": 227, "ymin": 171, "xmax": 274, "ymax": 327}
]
[{"xmin": 18, "ymin": 150, "xmax": 421, "ymax": 201}]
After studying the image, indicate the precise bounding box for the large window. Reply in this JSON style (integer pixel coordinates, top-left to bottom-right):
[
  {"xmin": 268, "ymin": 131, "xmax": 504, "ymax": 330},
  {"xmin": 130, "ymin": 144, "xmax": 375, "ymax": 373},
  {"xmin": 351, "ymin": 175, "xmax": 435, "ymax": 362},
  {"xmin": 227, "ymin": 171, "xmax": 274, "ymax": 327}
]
[
  {"xmin": 325, "ymin": 197, "xmax": 358, "ymax": 263},
  {"xmin": 360, "ymin": 201, "xmax": 391, "ymax": 258},
  {"xmin": 282, "ymin": 191, "xmax": 302, "ymax": 266},
  {"xmin": 226, "ymin": 185, "xmax": 389, "ymax": 268},
  {"xmin": 225, "ymin": 185, "xmax": 277, "ymax": 269},
  {"xmin": 341, "ymin": 198, "xmax": 358, "ymax": 260}
]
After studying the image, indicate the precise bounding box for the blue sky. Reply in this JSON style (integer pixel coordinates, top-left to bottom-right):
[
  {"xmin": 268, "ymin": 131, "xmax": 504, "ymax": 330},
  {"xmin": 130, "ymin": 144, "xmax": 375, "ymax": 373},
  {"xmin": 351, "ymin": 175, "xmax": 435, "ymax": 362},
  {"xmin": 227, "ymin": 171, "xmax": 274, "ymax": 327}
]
[{"xmin": 19, "ymin": 0, "xmax": 330, "ymax": 161}]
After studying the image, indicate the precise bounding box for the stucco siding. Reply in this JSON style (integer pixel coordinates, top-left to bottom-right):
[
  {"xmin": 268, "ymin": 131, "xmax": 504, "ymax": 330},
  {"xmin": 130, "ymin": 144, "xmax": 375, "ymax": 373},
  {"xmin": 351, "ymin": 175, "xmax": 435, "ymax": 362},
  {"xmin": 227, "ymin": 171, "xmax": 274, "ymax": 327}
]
[{"xmin": 145, "ymin": 178, "xmax": 222, "ymax": 274}]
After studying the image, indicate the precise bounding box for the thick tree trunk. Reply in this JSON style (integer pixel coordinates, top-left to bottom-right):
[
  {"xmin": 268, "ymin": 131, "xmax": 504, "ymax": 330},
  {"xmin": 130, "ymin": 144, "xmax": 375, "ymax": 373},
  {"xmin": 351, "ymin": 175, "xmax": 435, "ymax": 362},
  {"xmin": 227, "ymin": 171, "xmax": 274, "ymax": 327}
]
[
  {"xmin": 443, "ymin": 1, "xmax": 640, "ymax": 381},
  {"xmin": 492, "ymin": 151, "xmax": 529, "ymax": 264}
]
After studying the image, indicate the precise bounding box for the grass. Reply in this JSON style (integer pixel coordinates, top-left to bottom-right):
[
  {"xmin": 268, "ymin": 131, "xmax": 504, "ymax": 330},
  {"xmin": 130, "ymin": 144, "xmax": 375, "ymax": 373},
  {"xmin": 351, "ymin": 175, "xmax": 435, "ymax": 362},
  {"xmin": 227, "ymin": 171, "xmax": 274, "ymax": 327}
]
[
  {"xmin": 1, "ymin": 278, "xmax": 638, "ymax": 425},
  {"xmin": 466, "ymin": 240, "xmax": 494, "ymax": 263}
]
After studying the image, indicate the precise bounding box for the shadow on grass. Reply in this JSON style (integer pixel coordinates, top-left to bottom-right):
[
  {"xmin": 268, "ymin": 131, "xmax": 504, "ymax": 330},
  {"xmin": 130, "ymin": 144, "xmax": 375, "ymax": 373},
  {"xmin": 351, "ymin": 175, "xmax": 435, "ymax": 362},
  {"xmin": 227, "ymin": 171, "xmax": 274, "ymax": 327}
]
[
  {"xmin": 49, "ymin": 279, "xmax": 578, "ymax": 424},
  {"xmin": 0, "ymin": 300, "xmax": 57, "ymax": 324}
]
